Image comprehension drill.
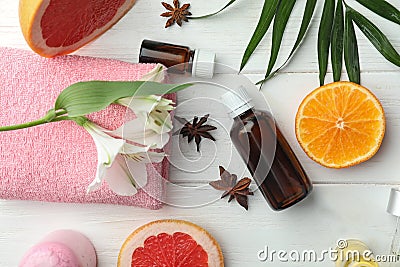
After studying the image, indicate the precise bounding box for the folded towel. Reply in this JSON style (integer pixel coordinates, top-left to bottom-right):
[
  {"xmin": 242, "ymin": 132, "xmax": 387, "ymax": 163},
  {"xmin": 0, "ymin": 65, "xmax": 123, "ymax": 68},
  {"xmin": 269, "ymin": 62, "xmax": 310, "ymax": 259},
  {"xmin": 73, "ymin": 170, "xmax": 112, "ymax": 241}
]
[{"xmin": 0, "ymin": 47, "xmax": 174, "ymax": 209}]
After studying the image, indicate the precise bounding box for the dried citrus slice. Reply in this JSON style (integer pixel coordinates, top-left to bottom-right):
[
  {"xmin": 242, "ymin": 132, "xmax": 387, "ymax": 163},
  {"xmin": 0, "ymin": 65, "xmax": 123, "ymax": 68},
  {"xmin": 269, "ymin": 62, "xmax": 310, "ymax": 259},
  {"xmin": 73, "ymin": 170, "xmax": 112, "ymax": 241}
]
[
  {"xmin": 19, "ymin": 0, "xmax": 136, "ymax": 57},
  {"xmin": 295, "ymin": 81, "xmax": 385, "ymax": 168},
  {"xmin": 335, "ymin": 239, "xmax": 379, "ymax": 267},
  {"xmin": 118, "ymin": 219, "xmax": 224, "ymax": 267}
]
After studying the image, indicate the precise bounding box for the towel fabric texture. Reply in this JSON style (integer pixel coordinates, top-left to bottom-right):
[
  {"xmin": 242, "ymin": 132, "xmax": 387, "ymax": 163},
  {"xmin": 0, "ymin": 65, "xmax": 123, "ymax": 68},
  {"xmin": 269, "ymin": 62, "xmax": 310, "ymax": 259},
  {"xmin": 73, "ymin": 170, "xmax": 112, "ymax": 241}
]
[{"xmin": 0, "ymin": 47, "xmax": 174, "ymax": 209}]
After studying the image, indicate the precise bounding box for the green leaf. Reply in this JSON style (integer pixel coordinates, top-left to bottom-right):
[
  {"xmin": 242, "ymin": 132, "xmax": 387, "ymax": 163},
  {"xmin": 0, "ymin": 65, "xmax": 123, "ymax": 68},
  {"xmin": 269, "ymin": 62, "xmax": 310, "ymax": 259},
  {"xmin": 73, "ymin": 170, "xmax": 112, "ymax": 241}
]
[
  {"xmin": 318, "ymin": 0, "xmax": 335, "ymax": 85},
  {"xmin": 240, "ymin": 0, "xmax": 280, "ymax": 71},
  {"xmin": 190, "ymin": 0, "xmax": 238, "ymax": 19},
  {"xmin": 349, "ymin": 8, "xmax": 400, "ymax": 67},
  {"xmin": 331, "ymin": 0, "xmax": 344, "ymax": 82},
  {"xmin": 55, "ymin": 81, "xmax": 192, "ymax": 117},
  {"xmin": 265, "ymin": 0, "xmax": 297, "ymax": 78},
  {"xmin": 355, "ymin": 0, "xmax": 400, "ymax": 25},
  {"xmin": 256, "ymin": 0, "xmax": 317, "ymax": 85},
  {"xmin": 344, "ymin": 12, "xmax": 360, "ymax": 84}
]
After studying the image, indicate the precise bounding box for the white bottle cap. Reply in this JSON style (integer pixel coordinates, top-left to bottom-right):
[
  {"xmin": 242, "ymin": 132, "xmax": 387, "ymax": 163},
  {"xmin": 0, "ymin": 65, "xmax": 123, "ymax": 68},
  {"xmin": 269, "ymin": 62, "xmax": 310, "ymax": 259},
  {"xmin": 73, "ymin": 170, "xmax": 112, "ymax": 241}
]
[
  {"xmin": 220, "ymin": 86, "xmax": 254, "ymax": 118},
  {"xmin": 387, "ymin": 188, "xmax": 400, "ymax": 217},
  {"xmin": 192, "ymin": 49, "xmax": 216, "ymax": 79}
]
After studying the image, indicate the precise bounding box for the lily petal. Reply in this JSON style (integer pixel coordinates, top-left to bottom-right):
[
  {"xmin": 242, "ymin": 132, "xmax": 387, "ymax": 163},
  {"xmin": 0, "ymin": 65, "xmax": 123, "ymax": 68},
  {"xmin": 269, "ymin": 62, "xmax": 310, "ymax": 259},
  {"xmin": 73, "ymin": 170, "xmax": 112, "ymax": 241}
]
[
  {"xmin": 111, "ymin": 119, "xmax": 170, "ymax": 148},
  {"xmin": 124, "ymin": 156, "xmax": 149, "ymax": 189},
  {"xmin": 143, "ymin": 151, "xmax": 166, "ymax": 163},
  {"xmin": 153, "ymin": 97, "xmax": 175, "ymax": 110},
  {"xmin": 117, "ymin": 95, "xmax": 161, "ymax": 113},
  {"xmin": 122, "ymin": 143, "xmax": 166, "ymax": 164},
  {"xmin": 146, "ymin": 109, "xmax": 173, "ymax": 134},
  {"xmin": 116, "ymin": 94, "xmax": 174, "ymax": 134},
  {"xmin": 104, "ymin": 155, "xmax": 138, "ymax": 196},
  {"xmin": 83, "ymin": 121, "xmax": 125, "ymax": 193},
  {"xmin": 104, "ymin": 144, "xmax": 165, "ymax": 194},
  {"xmin": 87, "ymin": 163, "xmax": 106, "ymax": 193},
  {"xmin": 139, "ymin": 64, "xmax": 165, "ymax": 82}
]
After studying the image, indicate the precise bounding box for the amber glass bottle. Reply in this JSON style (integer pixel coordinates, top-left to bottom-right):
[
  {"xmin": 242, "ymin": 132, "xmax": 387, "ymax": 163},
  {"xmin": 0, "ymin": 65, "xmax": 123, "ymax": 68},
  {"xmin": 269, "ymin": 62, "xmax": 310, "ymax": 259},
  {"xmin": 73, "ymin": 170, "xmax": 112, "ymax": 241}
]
[
  {"xmin": 221, "ymin": 87, "xmax": 312, "ymax": 210},
  {"xmin": 139, "ymin": 39, "xmax": 215, "ymax": 78}
]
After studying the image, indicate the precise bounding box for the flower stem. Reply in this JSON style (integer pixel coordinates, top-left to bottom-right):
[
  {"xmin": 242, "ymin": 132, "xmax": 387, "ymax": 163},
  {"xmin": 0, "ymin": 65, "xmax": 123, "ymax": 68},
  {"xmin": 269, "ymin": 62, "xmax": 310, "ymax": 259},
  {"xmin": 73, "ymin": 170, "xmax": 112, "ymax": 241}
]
[
  {"xmin": 0, "ymin": 117, "xmax": 51, "ymax": 131},
  {"xmin": 0, "ymin": 109, "xmax": 68, "ymax": 132},
  {"xmin": 55, "ymin": 110, "xmax": 68, "ymax": 116}
]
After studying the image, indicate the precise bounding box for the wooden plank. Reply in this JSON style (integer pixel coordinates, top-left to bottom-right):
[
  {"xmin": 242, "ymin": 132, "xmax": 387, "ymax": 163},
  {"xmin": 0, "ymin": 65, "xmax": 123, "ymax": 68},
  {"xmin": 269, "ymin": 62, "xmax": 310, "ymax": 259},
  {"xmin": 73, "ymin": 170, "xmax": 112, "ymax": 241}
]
[
  {"xmin": 0, "ymin": 1, "xmax": 399, "ymax": 266},
  {"xmin": 0, "ymin": 184, "xmax": 396, "ymax": 266},
  {"xmin": 248, "ymin": 72, "xmax": 400, "ymax": 184},
  {"xmin": 0, "ymin": 0, "xmax": 399, "ymax": 73},
  {"xmin": 169, "ymin": 72, "xmax": 400, "ymax": 184}
]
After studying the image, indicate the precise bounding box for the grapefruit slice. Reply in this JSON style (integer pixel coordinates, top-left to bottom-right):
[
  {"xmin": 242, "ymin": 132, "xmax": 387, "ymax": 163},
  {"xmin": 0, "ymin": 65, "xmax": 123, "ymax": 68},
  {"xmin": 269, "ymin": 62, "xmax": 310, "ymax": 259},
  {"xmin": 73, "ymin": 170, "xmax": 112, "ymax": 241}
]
[
  {"xmin": 118, "ymin": 219, "xmax": 224, "ymax": 267},
  {"xmin": 19, "ymin": 0, "xmax": 136, "ymax": 57}
]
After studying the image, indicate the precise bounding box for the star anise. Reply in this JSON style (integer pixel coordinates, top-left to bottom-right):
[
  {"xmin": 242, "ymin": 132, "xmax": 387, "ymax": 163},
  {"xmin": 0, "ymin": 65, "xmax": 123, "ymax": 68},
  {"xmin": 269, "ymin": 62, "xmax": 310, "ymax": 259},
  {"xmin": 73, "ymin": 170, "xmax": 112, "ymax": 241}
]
[
  {"xmin": 160, "ymin": 0, "xmax": 192, "ymax": 28},
  {"xmin": 209, "ymin": 166, "xmax": 254, "ymax": 210},
  {"xmin": 174, "ymin": 114, "xmax": 217, "ymax": 152}
]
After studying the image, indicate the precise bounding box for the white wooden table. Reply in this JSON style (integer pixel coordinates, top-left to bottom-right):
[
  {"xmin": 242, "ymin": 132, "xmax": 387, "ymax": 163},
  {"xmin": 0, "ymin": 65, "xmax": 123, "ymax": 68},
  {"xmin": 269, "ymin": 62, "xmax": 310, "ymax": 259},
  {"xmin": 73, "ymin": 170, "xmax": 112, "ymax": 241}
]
[{"xmin": 1, "ymin": 0, "xmax": 400, "ymax": 266}]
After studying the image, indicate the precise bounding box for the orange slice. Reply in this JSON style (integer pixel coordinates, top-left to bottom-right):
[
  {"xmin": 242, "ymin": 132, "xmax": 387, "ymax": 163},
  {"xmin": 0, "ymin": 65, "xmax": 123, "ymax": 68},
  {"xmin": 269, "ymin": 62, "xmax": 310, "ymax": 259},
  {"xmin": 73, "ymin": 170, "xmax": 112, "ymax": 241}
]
[
  {"xmin": 295, "ymin": 81, "xmax": 385, "ymax": 168},
  {"xmin": 19, "ymin": 0, "xmax": 136, "ymax": 57},
  {"xmin": 118, "ymin": 219, "xmax": 224, "ymax": 267}
]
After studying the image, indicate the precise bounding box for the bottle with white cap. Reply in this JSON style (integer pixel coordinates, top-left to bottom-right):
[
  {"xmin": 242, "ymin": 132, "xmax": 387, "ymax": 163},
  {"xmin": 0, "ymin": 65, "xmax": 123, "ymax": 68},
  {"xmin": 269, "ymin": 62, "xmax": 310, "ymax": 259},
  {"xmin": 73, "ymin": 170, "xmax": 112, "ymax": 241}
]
[
  {"xmin": 387, "ymin": 187, "xmax": 400, "ymax": 257},
  {"xmin": 221, "ymin": 86, "xmax": 313, "ymax": 211},
  {"xmin": 139, "ymin": 39, "xmax": 215, "ymax": 79}
]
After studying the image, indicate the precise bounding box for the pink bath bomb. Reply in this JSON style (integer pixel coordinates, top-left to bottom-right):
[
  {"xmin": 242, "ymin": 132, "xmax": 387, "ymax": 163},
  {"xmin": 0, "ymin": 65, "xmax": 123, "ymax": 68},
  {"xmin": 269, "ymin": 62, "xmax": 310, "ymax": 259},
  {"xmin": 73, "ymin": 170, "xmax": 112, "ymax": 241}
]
[
  {"xmin": 19, "ymin": 242, "xmax": 79, "ymax": 267},
  {"xmin": 19, "ymin": 230, "xmax": 96, "ymax": 267}
]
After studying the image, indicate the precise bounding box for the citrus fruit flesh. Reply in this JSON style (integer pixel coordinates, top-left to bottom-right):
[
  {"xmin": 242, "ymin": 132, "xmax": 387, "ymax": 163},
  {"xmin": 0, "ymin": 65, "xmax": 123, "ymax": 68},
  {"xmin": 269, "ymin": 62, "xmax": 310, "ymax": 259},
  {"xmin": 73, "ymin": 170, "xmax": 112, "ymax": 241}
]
[
  {"xmin": 132, "ymin": 232, "xmax": 208, "ymax": 266},
  {"xmin": 295, "ymin": 81, "xmax": 385, "ymax": 168},
  {"xmin": 118, "ymin": 219, "xmax": 224, "ymax": 267},
  {"xmin": 19, "ymin": 0, "xmax": 136, "ymax": 57}
]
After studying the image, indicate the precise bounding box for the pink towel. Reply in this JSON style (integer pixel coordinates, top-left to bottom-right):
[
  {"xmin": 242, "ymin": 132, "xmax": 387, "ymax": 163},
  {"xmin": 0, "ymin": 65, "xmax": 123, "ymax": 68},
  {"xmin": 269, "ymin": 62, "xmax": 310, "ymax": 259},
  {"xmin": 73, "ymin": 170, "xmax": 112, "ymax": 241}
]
[{"xmin": 0, "ymin": 47, "xmax": 174, "ymax": 209}]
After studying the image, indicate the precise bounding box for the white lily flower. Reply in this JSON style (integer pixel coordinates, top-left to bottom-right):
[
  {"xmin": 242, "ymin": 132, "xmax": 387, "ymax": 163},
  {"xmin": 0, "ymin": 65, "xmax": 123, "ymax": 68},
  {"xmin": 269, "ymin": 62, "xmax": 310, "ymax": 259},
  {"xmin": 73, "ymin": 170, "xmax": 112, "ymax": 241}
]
[
  {"xmin": 111, "ymin": 119, "xmax": 170, "ymax": 149},
  {"xmin": 117, "ymin": 94, "xmax": 174, "ymax": 131},
  {"xmin": 83, "ymin": 120, "xmax": 165, "ymax": 196},
  {"xmin": 83, "ymin": 120, "xmax": 125, "ymax": 192},
  {"xmin": 84, "ymin": 65, "xmax": 171, "ymax": 195},
  {"xmin": 114, "ymin": 95, "xmax": 174, "ymax": 148},
  {"xmin": 104, "ymin": 144, "xmax": 165, "ymax": 196},
  {"xmin": 139, "ymin": 64, "xmax": 165, "ymax": 83},
  {"xmin": 112, "ymin": 64, "xmax": 175, "ymax": 148}
]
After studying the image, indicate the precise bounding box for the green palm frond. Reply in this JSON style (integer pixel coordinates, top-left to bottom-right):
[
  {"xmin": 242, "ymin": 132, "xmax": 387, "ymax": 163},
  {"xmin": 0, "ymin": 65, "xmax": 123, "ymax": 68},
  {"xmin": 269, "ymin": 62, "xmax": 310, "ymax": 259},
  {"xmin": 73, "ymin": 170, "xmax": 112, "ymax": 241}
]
[
  {"xmin": 247, "ymin": 0, "xmax": 400, "ymax": 86},
  {"xmin": 195, "ymin": 0, "xmax": 400, "ymax": 86}
]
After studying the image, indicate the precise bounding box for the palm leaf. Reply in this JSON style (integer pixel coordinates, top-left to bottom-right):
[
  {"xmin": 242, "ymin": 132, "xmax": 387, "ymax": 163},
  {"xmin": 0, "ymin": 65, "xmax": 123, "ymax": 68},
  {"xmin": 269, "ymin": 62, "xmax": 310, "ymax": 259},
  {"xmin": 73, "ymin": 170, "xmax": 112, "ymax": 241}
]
[
  {"xmin": 317, "ymin": 0, "xmax": 335, "ymax": 86},
  {"xmin": 331, "ymin": 0, "xmax": 344, "ymax": 82},
  {"xmin": 240, "ymin": 0, "xmax": 280, "ymax": 71},
  {"xmin": 194, "ymin": 0, "xmax": 400, "ymax": 87},
  {"xmin": 344, "ymin": 10, "xmax": 360, "ymax": 84},
  {"xmin": 264, "ymin": 0, "xmax": 297, "ymax": 79},
  {"xmin": 355, "ymin": 0, "xmax": 400, "ymax": 25},
  {"xmin": 348, "ymin": 7, "xmax": 400, "ymax": 67},
  {"xmin": 256, "ymin": 0, "xmax": 317, "ymax": 85}
]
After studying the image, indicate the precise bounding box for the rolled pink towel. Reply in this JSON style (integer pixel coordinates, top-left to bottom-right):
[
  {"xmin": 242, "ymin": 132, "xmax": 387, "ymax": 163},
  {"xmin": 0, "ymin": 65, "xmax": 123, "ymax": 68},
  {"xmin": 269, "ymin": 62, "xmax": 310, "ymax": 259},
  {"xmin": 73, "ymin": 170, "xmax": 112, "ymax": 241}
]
[
  {"xmin": 0, "ymin": 47, "xmax": 174, "ymax": 209},
  {"xmin": 19, "ymin": 230, "xmax": 97, "ymax": 267}
]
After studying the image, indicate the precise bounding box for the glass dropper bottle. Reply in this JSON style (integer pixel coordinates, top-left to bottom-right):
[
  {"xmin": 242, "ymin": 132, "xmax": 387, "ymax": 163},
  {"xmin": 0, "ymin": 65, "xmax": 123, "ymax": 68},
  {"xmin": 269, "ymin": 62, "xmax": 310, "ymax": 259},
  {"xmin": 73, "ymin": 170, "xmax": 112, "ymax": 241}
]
[
  {"xmin": 387, "ymin": 187, "xmax": 400, "ymax": 259},
  {"xmin": 221, "ymin": 87, "xmax": 313, "ymax": 211},
  {"xmin": 139, "ymin": 39, "xmax": 216, "ymax": 78}
]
